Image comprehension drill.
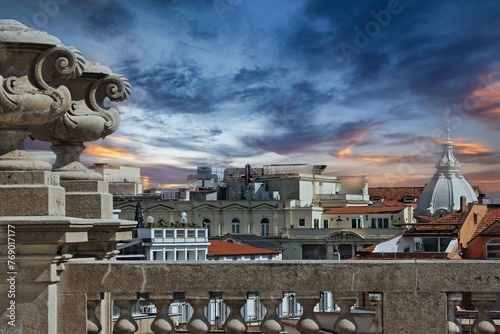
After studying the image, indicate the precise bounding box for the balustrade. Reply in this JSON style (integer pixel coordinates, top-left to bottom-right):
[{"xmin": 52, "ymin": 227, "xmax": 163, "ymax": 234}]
[{"xmin": 53, "ymin": 260, "xmax": 500, "ymax": 334}]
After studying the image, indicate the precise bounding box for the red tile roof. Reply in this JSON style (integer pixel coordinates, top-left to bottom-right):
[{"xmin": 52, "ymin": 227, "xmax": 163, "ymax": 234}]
[
  {"xmin": 323, "ymin": 206, "xmax": 407, "ymax": 214},
  {"xmin": 470, "ymin": 206, "xmax": 500, "ymax": 240},
  {"xmin": 208, "ymin": 240, "xmax": 281, "ymax": 256},
  {"xmin": 369, "ymin": 187, "xmax": 424, "ymax": 202}
]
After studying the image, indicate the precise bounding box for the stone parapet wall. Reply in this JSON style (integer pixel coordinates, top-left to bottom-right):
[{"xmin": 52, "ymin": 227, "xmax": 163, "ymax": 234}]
[{"xmin": 56, "ymin": 260, "xmax": 500, "ymax": 334}]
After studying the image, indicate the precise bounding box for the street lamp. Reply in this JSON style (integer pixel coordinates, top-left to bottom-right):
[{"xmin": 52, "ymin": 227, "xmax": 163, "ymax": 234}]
[{"xmin": 146, "ymin": 216, "xmax": 154, "ymax": 228}]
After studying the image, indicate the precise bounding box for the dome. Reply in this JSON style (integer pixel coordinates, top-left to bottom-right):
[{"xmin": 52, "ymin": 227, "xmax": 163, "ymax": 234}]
[{"xmin": 414, "ymin": 128, "xmax": 477, "ymax": 217}]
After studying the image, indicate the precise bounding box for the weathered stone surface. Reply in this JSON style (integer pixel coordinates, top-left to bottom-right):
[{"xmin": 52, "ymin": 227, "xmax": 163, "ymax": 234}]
[
  {"xmin": 383, "ymin": 292, "xmax": 447, "ymax": 334},
  {"xmin": 57, "ymin": 260, "xmax": 500, "ymax": 294},
  {"xmin": 58, "ymin": 261, "xmax": 420, "ymax": 293},
  {"xmin": 417, "ymin": 262, "xmax": 500, "ymax": 292}
]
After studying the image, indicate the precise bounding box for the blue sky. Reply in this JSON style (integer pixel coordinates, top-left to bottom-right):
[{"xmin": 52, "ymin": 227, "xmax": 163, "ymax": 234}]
[{"xmin": 4, "ymin": 0, "xmax": 500, "ymax": 200}]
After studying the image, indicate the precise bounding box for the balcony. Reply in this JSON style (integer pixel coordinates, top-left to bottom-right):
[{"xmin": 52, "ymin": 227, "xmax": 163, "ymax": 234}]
[{"xmin": 56, "ymin": 260, "xmax": 500, "ymax": 334}]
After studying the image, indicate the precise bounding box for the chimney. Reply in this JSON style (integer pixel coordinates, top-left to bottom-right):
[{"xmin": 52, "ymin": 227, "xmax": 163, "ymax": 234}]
[
  {"xmin": 478, "ymin": 193, "xmax": 490, "ymax": 205},
  {"xmin": 460, "ymin": 196, "xmax": 467, "ymax": 212}
]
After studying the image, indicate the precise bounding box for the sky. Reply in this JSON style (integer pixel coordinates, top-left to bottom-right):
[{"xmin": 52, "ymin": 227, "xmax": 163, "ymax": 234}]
[{"xmin": 3, "ymin": 0, "xmax": 500, "ymax": 201}]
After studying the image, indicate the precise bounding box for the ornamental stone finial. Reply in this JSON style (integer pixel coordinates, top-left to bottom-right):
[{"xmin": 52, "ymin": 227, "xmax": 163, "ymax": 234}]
[
  {"xmin": 30, "ymin": 60, "xmax": 131, "ymax": 180},
  {"xmin": 0, "ymin": 19, "xmax": 79, "ymax": 171}
]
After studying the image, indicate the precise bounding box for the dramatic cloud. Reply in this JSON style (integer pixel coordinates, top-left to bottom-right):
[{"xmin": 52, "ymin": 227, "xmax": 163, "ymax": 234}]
[{"xmin": 4, "ymin": 0, "xmax": 500, "ymax": 201}]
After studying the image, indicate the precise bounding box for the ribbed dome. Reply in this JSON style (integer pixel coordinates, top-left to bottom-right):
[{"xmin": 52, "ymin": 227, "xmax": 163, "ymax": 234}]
[{"xmin": 415, "ymin": 129, "xmax": 477, "ymax": 217}]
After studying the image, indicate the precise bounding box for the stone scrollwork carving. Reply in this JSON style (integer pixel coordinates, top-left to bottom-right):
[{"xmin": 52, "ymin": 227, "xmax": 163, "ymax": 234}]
[
  {"xmin": 30, "ymin": 62, "xmax": 131, "ymax": 180},
  {"xmin": 34, "ymin": 45, "xmax": 85, "ymax": 90},
  {"xmin": 0, "ymin": 75, "xmax": 71, "ymax": 125},
  {"xmin": 0, "ymin": 20, "xmax": 82, "ymax": 171},
  {"xmin": 0, "ymin": 74, "xmax": 72, "ymax": 171}
]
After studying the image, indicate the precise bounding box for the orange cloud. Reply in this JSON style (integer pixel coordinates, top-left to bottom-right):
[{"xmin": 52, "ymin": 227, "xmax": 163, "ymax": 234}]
[
  {"xmin": 337, "ymin": 143, "xmax": 355, "ymax": 157},
  {"xmin": 452, "ymin": 139, "xmax": 490, "ymax": 155},
  {"xmin": 468, "ymin": 78, "xmax": 500, "ymax": 126},
  {"xmin": 84, "ymin": 143, "xmax": 137, "ymax": 161},
  {"xmin": 431, "ymin": 136, "xmax": 490, "ymax": 155},
  {"xmin": 106, "ymin": 134, "xmax": 136, "ymax": 144},
  {"xmin": 336, "ymin": 130, "xmax": 368, "ymax": 158}
]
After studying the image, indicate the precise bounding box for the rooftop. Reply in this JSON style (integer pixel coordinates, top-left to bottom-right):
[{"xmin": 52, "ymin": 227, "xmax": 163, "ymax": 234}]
[{"xmin": 208, "ymin": 240, "xmax": 281, "ymax": 256}]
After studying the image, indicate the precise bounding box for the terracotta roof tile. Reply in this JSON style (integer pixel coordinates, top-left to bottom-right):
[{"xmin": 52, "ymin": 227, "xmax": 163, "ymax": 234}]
[
  {"xmin": 208, "ymin": 240, "xmax": 281, "ymax": 256},
  {"xmin": 470, "ymin": 205, "xmax": 500, "ymax": 240},
  {"xmin": 406, "ymin": 211, "xmax": 463, "ymax": 234},
  {"xmin": 369, "ymin": 187, "xmax": 424, "ymax": 200}
]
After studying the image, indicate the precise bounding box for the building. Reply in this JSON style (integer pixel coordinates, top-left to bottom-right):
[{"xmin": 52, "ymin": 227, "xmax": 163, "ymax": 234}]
[
  {"xmin": 415, "ymin": 129, "xmax": 478, "ymax": 217},
  {"xmin": 90, "ymin": 163, "xmax": 143, "ymax": 195},
  {"xmin": 118, "ymin": 228, "xmax": 210, "ymax": 261},
  {"xmin": 114, "ymin": 163, "xmax": 394, "ymax": 260},
  {"xmin": 357, "ymin": 198, "xmax": 500, "ymax": 261},
  {"xmin": 207, "ymin": 240, "xmax": 282, "ymax": 261}
]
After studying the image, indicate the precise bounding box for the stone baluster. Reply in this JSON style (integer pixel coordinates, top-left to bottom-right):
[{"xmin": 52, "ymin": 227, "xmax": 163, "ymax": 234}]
[
  {"xmin": 447, "ymin": 292, "xmax": 462, "ymax": 334},
  {"xmin": 186, "ymin": 292, "xmax": 211, "ymax": 334},
  {"xmin": 333, "ymin": 292, "xmax": 358, "ymax": 334},
  {"xmin": 87, "ymin": 293, "xmax": 103, "ymax": 334},
  {"xmin": 222, "ymin": 292, "xmax": 248, "ymax": 334},
  {"xmin": 296, "ymin": 292, "xmax": 321, "ymax": 334},
  {"xmin": 259, "ymin": 291, "xmax": 284, "ymax": 334},
  {"xmin": 368, "ymin": 293, "xmax": 383, "ymax": 334},
  {"xmin": 113, "ymin": 293, "xmax": 139, "ymax": 334},
  {"xmin": 471, "ymin": 292, "xmax": 497, "ymax": 334},
  {"xmin": 150, "ymin": 293, "xmax": 176, "ymax": 334}
]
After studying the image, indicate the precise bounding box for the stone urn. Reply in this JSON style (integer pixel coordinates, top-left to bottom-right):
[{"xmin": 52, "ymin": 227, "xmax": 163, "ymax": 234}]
[
  {"xmin": 0, "ymin": 19, "xmax": 81, "ymax": 171},
  {"xmin": 30, "ymin": 60, "xmax": 131, "ymax": 180}
]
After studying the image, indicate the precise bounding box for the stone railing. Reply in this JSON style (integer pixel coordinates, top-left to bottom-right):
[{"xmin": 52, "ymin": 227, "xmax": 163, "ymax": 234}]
[{"xmin": 57, "ymin": 260, "xmax": 500, "ymax": 334}]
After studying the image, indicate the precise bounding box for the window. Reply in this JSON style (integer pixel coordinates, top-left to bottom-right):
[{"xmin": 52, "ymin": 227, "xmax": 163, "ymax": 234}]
[
  {"xmin": 414, "ymin": 237, "xmax": 455, "ymax": 252},
  {"xmin": 323, "ymin": 219, "xmax": 329, "ymax": 229},
  {"xmin": 154, "ymin": 230, "xmax": 163, "ymax": 241},
  {"xmin": 351, "ymin": 218, "xmax": 362, "ymax": 228},
  {"xmin": 231, "ymin": 218, "xmax": 240, "ymax": 233},
  {"xmin": 487, "ymin": 239, "xmax": 500, "ymax": 259},
  {"xmin": 314, "ymin": 219, "xmax": 319, "ymax": 229},
  {"xmin": 202, "ymin": 219, "xmax": 211, "ymax": 236},
  {"xmin": 261, "ymin": 218, "xmax": 270, "ymax": 236},
  {"xmin": 371, "ymin": 218, "xmax": 389, "ymax": 228},
  {"xmin": 298, "ymin": 218, "xmax": 306, "ymax": 227}
]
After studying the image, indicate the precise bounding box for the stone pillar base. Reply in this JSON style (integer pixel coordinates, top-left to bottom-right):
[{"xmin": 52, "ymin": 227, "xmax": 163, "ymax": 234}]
[
  {"xmin": 0, "ymin": 171, "xmax": 65, "ymax": 216},
  {"xmin": 62, "ymin": 180, "xmax": 113, "ymax": 219}
]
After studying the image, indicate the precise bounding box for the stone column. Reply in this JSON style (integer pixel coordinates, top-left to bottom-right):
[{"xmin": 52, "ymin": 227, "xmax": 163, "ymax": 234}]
[
  {"xmin": 113, "ymin": 293, "xmax": 139, "ymax": 334},
  {"xmin": 447, "ymin": 292, "xmax": 461, "ymax": 334},
  {"xmin": 149, "ymin": 293, "xmax": 176, "ymax": 334},
  {"xmin": 333, "ymin": 292, "xmax": 358, "ymax": 334},
  {"xmin": 296, "ymin": 292, "xmax": 321, "ymax": 334},
  {"xmin": 368, "ymin": 293, "xmax": 383, "ymax": 334},
  {"xmin": 87, "ymin": 293, "xmax": 104, "ymax": 334},
  {"xmin": 222, "ymin": 292, "xmax": 248, "ymax": 334},
  {"xmin": 471, "ymin": 292, "xmax": 497, "ymax": 334},
  {"xmin": 259, "ymin": 291, "xmax": 284, "ymax": 334},
  {"xmin": 186, "ymin": 292, "xmax": 211, "ymax": 334}
]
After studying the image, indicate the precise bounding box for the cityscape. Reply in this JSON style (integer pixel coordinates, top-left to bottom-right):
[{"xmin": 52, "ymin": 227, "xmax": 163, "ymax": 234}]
[{"xmin": 1, "ymin": 1, "xmax": 500, "ymax": 334}]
